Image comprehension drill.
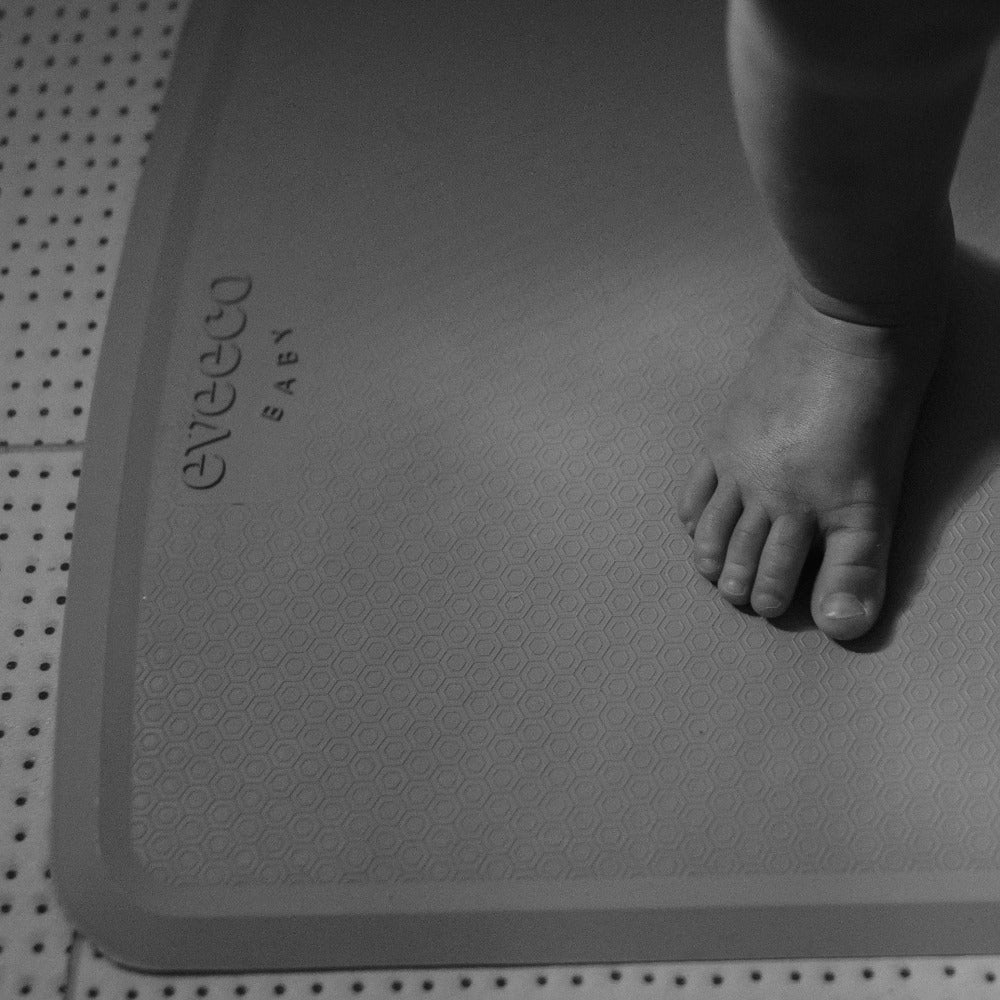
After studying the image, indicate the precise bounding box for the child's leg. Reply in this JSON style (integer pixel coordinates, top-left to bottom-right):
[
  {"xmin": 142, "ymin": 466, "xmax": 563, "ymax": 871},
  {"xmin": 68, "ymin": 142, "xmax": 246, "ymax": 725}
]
[
  {"xmin": 678, "ymin": 0, "xmax": 1000, "ymax": 640},
  {"xmin": 731, "ymin": 0, "xmax": 1000, "ymax": 324}
]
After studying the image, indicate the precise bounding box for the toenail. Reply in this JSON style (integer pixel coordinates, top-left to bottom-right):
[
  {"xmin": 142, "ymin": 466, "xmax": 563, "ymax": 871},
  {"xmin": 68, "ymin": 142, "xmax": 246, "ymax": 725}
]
[
  {"xmin": 720, "ymin": 576, "xmax": 744, "ymax": 596},
  {"xmin": 696, "ymin": 557, "xmax": 721, "ymax": 576},
  {"xmin": 755, "ymin": 595, "xmax": 784, "ymax": 614},
  {"xmin": 821, "ymin": 593, "xmax": 866, "ymax": 619}
]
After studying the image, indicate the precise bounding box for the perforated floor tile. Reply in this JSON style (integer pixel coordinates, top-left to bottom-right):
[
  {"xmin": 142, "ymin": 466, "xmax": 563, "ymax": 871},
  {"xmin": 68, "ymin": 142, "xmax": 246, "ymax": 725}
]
[
  {"xmin": 65, "ymin": 947, "xmax": 1000, "ymax": 1000},
  {"xmin": 0, "ymin": 1, "xmax": 188, "ymax": 996},
  {"xmin": 0, "ymin": 0, "xmax": 187, "ymax": 448},
  {"xmin": 1, "ymin": 447, "xmax": 79, "ymax": 1000}
]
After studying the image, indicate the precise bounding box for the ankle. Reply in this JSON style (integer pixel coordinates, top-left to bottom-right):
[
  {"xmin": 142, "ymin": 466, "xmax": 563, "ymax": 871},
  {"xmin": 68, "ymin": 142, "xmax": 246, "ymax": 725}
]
[
  {"xmin": 791, "ymin": 272, "xmax": 952, "ymax": 332},
  {"xmin": 790, "ymin": 204, "xmax": 957, "ymax": 331}
]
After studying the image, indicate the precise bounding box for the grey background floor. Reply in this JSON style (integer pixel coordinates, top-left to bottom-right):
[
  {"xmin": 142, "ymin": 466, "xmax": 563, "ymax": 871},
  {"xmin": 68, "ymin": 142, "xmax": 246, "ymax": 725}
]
[{"xmin": 4, "ymin": 1, "xmax": 1000, "ymax": 997}]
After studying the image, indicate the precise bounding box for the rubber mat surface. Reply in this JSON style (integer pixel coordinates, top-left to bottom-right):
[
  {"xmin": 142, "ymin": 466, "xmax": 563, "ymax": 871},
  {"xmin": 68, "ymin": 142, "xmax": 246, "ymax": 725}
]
[{"xmin": 52, "ymin": 0, "xmax": 1000, "ymax": 974}]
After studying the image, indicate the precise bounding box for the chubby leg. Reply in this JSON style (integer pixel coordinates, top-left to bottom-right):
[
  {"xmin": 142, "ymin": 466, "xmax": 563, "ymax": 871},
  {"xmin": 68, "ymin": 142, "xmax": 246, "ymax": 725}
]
[{"xmin": 679, "ymin": 0, "xmax": 1000, "ymax": 640}]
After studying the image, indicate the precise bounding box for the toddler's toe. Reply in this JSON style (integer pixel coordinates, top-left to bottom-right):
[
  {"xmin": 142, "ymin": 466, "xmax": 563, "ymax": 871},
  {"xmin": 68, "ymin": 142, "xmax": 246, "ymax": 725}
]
[
  {"xmin": 749, "ymin": 513, "xmax": 813, "ymax": 618},
  {"xmin": 692, "ymin": 478, "xmax": 742, "ymax": 582},
  {"xmin": 811, "ymin": 512, "xmax": 890, "ymax": 641},
  {"xmin": 718, "ymin": 506, "xmax": 770, "ymax": 605},
  {"xmin": 678, "ymin": 455, "xmax": 717, "ymax": 535}
]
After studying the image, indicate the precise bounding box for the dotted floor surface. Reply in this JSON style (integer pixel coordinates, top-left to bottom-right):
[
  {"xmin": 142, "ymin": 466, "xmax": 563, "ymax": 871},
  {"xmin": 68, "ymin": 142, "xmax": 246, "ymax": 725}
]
[{"xmin": 4, "ymin": 1, "xmax": 1000, "ymax": 998}]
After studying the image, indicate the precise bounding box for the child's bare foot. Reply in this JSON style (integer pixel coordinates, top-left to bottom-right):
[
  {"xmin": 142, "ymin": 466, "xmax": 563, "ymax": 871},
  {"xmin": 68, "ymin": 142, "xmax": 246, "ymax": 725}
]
[{"xmin": 678, "ymin": 280, "xmax": 946, "ymax": 641}]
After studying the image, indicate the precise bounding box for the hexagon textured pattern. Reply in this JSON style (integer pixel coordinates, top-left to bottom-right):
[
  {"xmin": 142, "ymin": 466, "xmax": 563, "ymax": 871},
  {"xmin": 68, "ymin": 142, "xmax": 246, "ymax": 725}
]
[
  {"xmin": 131, "ymin": 301, "xmax": 1000, "ymax": 888},
  {"xmin": 113, "ymin": 0, "xmax": 1000, "ymax": 893}
]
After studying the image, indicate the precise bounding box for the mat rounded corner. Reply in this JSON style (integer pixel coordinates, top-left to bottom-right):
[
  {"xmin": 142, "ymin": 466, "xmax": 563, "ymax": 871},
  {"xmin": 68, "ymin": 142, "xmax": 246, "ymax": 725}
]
[{"xmin": 52, "ymin": 826, "xmax": 190, "ymax": 972}]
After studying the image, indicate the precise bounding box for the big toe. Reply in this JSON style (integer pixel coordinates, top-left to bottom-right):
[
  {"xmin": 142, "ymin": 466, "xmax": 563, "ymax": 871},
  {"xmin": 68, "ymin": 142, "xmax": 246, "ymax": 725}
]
[{"xmin": 811, "ymin": 509, "xmax": 892, "ymax": 641}]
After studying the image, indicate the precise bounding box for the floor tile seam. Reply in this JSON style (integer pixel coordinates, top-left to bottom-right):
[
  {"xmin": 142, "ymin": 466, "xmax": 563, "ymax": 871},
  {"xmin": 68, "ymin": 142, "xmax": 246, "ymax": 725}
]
[{"xmin": 0, "ymin": 443, "xmax": 86, "ymax": 455}]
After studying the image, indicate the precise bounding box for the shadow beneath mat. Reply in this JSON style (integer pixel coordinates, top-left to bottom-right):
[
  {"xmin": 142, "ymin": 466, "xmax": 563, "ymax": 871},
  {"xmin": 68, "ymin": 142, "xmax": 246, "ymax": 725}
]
[{"xmin": 768, "ymin": 243, "xmax": 1000, "ymax": 651}]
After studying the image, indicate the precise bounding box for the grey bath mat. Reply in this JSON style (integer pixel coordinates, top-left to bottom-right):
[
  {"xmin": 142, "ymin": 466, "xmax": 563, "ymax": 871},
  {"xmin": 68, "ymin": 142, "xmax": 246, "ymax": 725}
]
[{"xmin": 53, "ymin": 0, "xmax": 1000, "ymax": 973}]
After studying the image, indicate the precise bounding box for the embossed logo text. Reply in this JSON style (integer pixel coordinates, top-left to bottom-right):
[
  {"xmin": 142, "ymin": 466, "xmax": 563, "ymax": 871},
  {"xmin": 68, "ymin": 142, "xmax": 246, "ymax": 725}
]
[{"xmin": 181, "ymin": 274, "xmax": 251, "ymax": 490}]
